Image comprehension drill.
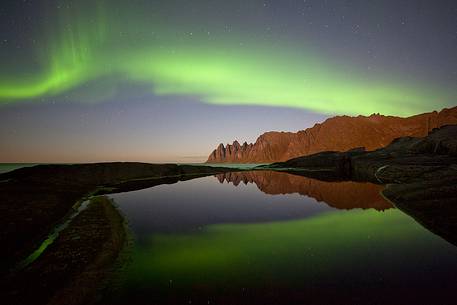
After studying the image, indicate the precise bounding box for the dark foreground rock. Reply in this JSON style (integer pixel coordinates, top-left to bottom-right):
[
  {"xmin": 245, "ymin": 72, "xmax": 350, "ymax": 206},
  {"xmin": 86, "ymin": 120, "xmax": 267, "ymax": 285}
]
[
  {"xmin": 2, "ymin": 196, "xmax": 125, "ymax": 305},
  {"xmin": 383, "ymin": 180, "xmax": 457, "ymax": 246},
  {"xmin": 265, "ymin": 125, "xmax": 457, "ymax": 246}
]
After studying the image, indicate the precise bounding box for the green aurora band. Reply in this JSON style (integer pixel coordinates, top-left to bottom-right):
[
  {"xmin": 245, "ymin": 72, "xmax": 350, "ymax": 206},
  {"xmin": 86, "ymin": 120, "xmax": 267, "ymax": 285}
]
[{"xmin": 1, "ymin": 1, "xmax": 455, "ymax": 116}]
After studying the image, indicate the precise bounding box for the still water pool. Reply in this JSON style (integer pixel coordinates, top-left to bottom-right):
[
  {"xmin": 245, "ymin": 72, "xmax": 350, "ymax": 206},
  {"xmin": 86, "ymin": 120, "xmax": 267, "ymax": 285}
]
[{"xmin": 106, "ymin": 171, "xmax": 457, "ymax": 304}]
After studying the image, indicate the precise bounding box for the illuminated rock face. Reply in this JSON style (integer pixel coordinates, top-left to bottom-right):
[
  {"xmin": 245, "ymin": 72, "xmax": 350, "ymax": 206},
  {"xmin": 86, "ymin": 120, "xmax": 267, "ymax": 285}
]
[{"xmin": 207, "ymin": 106, "xmax": 457, "ymax": 163}]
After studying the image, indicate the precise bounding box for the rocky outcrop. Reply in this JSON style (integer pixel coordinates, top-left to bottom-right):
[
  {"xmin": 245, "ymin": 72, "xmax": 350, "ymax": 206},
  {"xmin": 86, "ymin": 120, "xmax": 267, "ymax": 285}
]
[
  {"xmin": 209, "ymin": 141, "xmax": 254, "ymax": 163},
  {"xmin": 266, "ymin": 125, "xmax": 457, "ymax": 183},
  {"xmin": 207, "ymin": 106, "xmax": 457, "ymax": 163}
]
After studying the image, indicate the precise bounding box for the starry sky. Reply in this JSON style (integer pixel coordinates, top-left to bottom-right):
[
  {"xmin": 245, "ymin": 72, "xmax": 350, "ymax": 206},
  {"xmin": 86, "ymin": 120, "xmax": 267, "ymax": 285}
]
[{"xmin": 1, "ymin": 0, "xmax": 456, "ymax": 163}]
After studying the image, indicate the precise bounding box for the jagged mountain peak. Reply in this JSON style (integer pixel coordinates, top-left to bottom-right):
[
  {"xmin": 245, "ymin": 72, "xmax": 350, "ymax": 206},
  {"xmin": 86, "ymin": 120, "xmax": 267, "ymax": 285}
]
[{"xmin": 207, "ymin": 106, "xmax": 457, "ymax": 163}]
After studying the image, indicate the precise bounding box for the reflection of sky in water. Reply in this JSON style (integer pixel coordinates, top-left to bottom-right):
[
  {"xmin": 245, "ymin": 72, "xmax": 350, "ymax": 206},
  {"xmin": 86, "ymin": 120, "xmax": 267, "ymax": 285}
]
[
  {"xmin": 111, "ymin": 175, "xmax": 335, "ymax": 238},
  {"xmin": 108, "ymin": 172, "xmax": 457, "ymax": 304}
]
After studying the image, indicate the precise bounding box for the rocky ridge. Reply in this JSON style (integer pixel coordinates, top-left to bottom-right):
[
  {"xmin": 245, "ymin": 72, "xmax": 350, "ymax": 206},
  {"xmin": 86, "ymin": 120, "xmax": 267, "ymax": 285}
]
[{"xmin": 207, "ymin": 106, "xmax": 457, "ymax": 163}]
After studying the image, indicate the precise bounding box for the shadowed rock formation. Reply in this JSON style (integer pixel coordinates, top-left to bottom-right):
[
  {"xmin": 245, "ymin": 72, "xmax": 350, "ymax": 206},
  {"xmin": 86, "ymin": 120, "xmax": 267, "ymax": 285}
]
[{"xmin": 207, "ymin": 106, "xmax": 457, "ymax": 163}]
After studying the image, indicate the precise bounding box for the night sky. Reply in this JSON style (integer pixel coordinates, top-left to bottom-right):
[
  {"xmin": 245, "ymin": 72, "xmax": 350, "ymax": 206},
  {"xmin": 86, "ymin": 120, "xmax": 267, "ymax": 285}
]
[{"xmin": 1, "ymin": 0, "xmax": 456, "ymax": 163}]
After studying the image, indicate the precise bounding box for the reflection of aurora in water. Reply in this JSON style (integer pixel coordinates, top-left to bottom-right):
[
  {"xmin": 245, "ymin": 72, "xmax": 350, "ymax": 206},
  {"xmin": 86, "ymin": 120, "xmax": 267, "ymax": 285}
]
[
  {"xmin": 107, "ymin": 172, "xmax": 457, "ymax": 304},
  {"xmin": 125, "ymin": 209, "xmax": 455, "ymax": 287}
]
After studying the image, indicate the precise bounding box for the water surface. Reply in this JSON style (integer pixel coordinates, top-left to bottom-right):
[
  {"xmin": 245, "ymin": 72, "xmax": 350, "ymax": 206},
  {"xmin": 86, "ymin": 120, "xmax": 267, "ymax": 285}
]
[{"xmin": 107, "ymin": 171, "xmax": 457, "ymax": 304}]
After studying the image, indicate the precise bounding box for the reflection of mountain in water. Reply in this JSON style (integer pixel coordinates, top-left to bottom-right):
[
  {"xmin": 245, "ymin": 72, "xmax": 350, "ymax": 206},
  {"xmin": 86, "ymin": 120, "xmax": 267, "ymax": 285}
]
[{"xmin": 215, "ymin": 171, "xmax": 392, "ymax": 211}]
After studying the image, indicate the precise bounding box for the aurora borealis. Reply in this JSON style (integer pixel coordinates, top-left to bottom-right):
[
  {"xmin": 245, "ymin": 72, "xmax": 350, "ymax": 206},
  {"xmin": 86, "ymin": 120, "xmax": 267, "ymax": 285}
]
[{"xmin": 1, "ymin": 0, "xmax": 457, "ymax": 162}]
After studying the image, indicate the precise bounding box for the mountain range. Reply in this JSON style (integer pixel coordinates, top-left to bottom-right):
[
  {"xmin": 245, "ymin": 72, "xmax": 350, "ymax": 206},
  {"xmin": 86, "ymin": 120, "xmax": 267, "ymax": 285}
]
[{"xmin": 207, "ymin": 106, "xmax": 457, "ymax": 163}]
